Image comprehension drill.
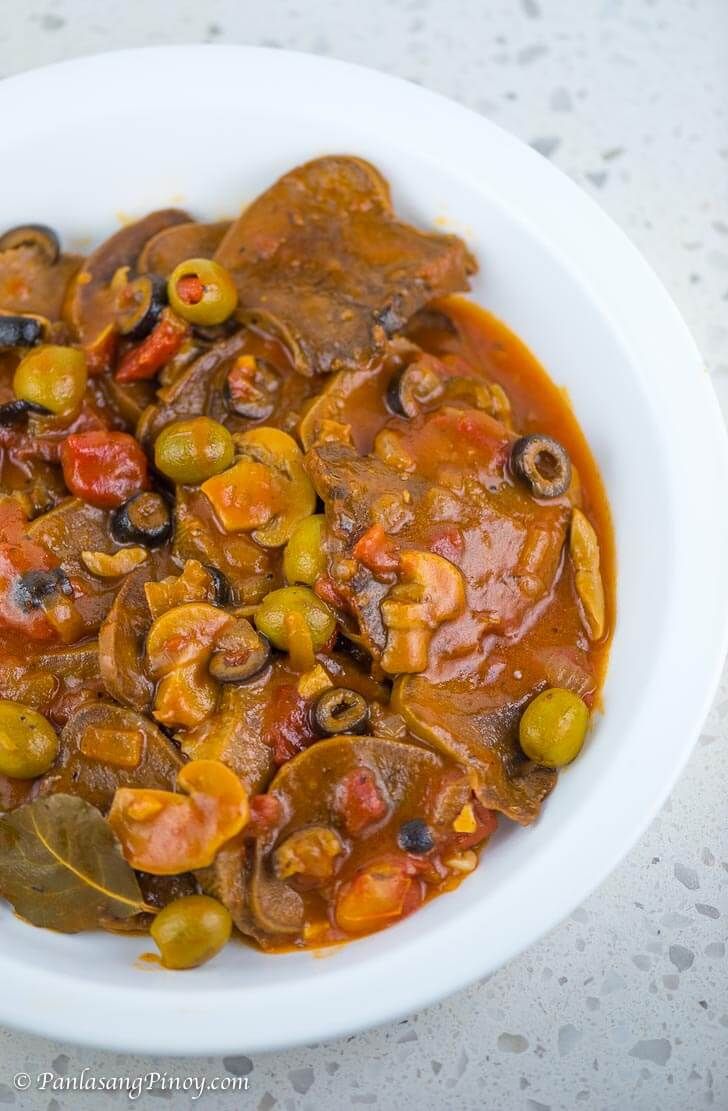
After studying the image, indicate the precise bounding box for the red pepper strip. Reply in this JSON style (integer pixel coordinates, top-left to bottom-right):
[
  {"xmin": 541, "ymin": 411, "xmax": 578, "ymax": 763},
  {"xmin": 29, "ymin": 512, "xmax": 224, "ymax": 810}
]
[
  {"xmin": 115, "ymin": 310, "xmax": 188, "ymax": 383},
  {"xmin": 176, "ymin": 274, "xmax": 205, "ymax": 305}
]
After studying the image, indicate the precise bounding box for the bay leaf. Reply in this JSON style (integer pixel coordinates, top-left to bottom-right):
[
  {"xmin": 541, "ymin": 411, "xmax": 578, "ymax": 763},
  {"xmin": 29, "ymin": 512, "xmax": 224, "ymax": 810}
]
[{"xmin": 0, "ymin": 794, "xmax": 145, "ymax": 932}]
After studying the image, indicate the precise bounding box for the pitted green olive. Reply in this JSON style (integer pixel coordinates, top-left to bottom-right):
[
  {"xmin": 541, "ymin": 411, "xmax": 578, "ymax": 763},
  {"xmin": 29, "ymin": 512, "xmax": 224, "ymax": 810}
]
[
  {"xmin": 154, "ymin": 417, "xmax": 234, "ymax": 485},
  {"xmin": 0, "ymin": 700, "xmax": 59, "ymax": 779},
  {"xmin": 254, "ymin": 586, "xmax": 336, "ymax": 653},
  {"xmin": 150, "ymin": 894, "xmax": 232, "ymax": 969},
  {"xmin": 283, "ymin": 515, "xmax": 326, "ymax": 585},
  {"xmin": 518, "ymin": 687, "xmax": 589, "ymax": 767},
  {"xmin": 13, "ymin": 345, "xmax": 87, "ymax": 416}
]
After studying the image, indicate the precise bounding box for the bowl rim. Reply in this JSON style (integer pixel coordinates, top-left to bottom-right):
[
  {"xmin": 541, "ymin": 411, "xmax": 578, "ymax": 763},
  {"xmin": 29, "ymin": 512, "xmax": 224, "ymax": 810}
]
[{"xmin": 0, "ymin": 43, "xmax": 727, "ymax": 1056}]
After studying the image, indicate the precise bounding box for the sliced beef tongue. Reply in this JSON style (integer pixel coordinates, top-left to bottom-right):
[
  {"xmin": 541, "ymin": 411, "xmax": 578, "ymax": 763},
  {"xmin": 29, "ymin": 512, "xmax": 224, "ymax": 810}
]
[
  {"xmin": 307, "ymin": 408, "xmax": 568, "ymax": 825},
  {"xmin": 215, "ymin": 156, "xmax": 476, "ymax": 376},
  {"xmin": 393, "ymin": 675, "xmax": 556, "ymax": 825},
  {"xmin": 306, "ymin": 408, "xmax": 569, "ymax": 669},
  {"xmin": 306, "ymin": 440, "xmax": 429, "ymax": 657}
]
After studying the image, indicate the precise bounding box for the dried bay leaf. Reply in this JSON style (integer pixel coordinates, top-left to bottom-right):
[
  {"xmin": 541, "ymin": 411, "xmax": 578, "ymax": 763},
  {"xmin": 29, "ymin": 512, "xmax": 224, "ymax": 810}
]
[{"xmin": 0, "ymin": 794, "xmax": 146, "ymax": 932}]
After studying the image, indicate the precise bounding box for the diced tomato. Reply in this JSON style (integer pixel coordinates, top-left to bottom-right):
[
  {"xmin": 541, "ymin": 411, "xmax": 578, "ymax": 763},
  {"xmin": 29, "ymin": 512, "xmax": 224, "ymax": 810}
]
[
  {"xmin": 115, "ymin": 310, "xmax": 188, "ymax": 383},
  {"xmin": 314, "ymin": 574, "xmax": 350, "ymax": 612},
  {"xmin": 334, "ymin": 766, "xmax": 388, "ymax": 834},
  {"xmin": 60, "ymin": 430, "xmax": 149, "ymax": 508},
  {"xmin": 265, "ymin": 683, "xmax": 318, "ymax": 766},
  {"xmin": 429, "ymin": 524, "xmax": 464, "ymax": 563},
  {"xmin": 334, "ymin": 855, "xmax": 424, "ymax": 934},
  {"xmin": 353, "ymin": 524, "xmax": 400, "ymax": 576},
  {"xmin": 0, "ymin": 502, "xmax": 60, "ymax": 641},
  {"xmin": 247, "ymin": 793, "xmax": 283, "ymax": 836}
]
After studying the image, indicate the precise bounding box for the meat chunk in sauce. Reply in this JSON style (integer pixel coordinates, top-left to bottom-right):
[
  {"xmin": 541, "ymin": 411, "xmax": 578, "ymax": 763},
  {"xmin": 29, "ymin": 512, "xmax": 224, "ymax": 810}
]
[
  {"xmin": 216, "ymin": 156, "xmax": 476, "ymax": 375},
  {"xmin": 307, "ymin": 405, "xmax": 570, "ymax": 675}
]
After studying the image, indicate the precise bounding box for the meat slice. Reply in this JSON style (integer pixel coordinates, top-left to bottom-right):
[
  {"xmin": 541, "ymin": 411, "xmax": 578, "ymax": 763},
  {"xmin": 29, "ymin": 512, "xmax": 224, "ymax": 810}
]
[
  {"xmin": 138, "ymin": 220, "xmax": 230, "ymax": 275},
  {"xmin": 215, "ymin": 156, "xmax": 476, "ymax": 375},
  {"xmin": 0, "ymin": 245, "xmax": 81, "ymax": 321},
  {"xmin": 65, "ymin": 208, "xmax": 189, "ymax": 357},
  {"xmin": 306, "ymin": 407, "xmax": 570, "ymax": 672},
  {"xmin": 306, "ymin": 442, "xmax": 427, "ymax": 656},
  {"xmin": 393, "ymin": 675, "xmax": 556, "ymax": 824}
]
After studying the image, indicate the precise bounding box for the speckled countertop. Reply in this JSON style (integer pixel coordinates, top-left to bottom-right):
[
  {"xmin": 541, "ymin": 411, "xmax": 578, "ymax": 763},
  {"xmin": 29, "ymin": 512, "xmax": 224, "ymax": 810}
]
[{"xmin": 0, "ymin": 1, "xmax": 726, "ymax": 1108}]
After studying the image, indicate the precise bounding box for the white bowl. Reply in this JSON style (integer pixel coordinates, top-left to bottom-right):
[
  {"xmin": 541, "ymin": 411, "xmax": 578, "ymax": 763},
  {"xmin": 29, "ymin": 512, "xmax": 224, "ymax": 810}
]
[{"xmin": 0, "ymin": 45, "xmax": 726, "ymax": 1055}]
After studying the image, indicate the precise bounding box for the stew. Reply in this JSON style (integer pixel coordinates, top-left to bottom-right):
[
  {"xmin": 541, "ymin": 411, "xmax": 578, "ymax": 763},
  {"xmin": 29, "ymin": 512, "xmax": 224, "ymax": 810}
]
[{"xmin": 0, "ymin": 156, "xmax": 613, "ymax": 967}]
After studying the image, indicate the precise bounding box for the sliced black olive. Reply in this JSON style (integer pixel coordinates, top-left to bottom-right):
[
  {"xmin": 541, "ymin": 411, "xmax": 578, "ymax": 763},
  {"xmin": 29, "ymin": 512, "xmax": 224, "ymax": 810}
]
[
  {"xmin": 314, "ymin": 687, "xmax": 369, "ymax": 736},
  {"xmin": 204, "ymin": 564, "xmax": 232, "ymax": 606},
  {"xmin": 114, "ymin": 273, "xmax": 167, "ymax": 340},
  {"xmin": 510, "ymin": 434, "xmax": 572, "ymax": 499},
  {"xmin": 0, "ymin": 315, "xmax": 43, "ymax": 349},
  {"xmin": 0, "ymin": 224, "xmax": 60, "ymax": 264},
  {"xmin": 209, "ymin": 618, "xmax": 271, "ymax": 682},
  {"xmin": 225, "ymin": 356, "xmax": 280, "ymax": 420},
  {"xmin": 386, "ymin": 360, "xmax": 443, "ymax": 418},
  {"xmin": 110, "ymin": 491, "xmax": 172, "ymax": 548},
  {"xmin": 13, "ymin": 568, "xmax": 72, "ymax": 612},
  {"xmin": 0, "ymin": 398, "xmax": 50, "ymax": 426},
  {"xmin": 397, "ymin": 818, "xmax": 435, "ymax": 855}
]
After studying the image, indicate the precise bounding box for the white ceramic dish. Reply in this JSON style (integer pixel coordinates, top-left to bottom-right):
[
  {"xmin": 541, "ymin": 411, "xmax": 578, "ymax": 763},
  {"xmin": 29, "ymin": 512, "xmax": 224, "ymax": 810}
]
[{"xmin": 0, "ymin": 45, "xmax": 726, "ymax": 1055}]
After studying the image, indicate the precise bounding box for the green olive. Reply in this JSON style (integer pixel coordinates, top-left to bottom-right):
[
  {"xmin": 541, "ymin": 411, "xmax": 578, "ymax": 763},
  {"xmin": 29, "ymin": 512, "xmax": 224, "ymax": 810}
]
[
  {"xmin": 0, "ymin": 700, "xmax": 59, "ymax": 779},
  {"xmin": 150, "ymin": 894, "xmax": 232, "ymax": 970},
  {"xmin": 254, "ymin": 585, "xmax": 336, "ymax": 653},
  {"xmin": 13, "ymin": 345, "xmax": 87, "ymax": 416},
  {"xmin": 154, "ymin": 417, "xmax": 234, "ymax": 485},
  {"xmin": 518, "ymin": 687, "xmax": 589, "ymax": 767},
  {"xmin": 167, "ymin": 258, "xmax": 238, "ymax": 326},
  {"xmin": 283, "ymin": 515, "xmax": 326, "ymax": 585}
]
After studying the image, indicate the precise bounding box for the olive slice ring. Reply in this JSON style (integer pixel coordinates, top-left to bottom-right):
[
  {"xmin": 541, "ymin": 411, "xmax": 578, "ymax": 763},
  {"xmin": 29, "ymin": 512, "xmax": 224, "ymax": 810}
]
[
  {"xmin": 110, "ymin": 491, "xmax": 173, "ymax": 548},
  {"xmin": 113, "ymin": 272, "xmax": 168, "ymax": 341},
  {"xmin": 314, "ymin": 688, "xmax": 369, "ymax": 736},
  {"xmin": 510, "ymin": 434, "xmax": 572, "ymax": 499}
]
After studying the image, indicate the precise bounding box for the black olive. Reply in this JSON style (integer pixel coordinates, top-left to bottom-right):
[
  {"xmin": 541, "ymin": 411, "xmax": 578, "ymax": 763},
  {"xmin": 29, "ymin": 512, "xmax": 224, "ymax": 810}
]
[
  {"xmin": 114, "ymin": 273, "xmax": 167, "ymax": 341},
  {"xmin": 225, "ymin": 357, "xmax": 280, "ymax": 420},
  {"xmin": 386, "ymin": 361, "xmax": 443, "ymax": 418},
  {"xmin": 314, "ymin": 688, "xmax": 369, "ymax": 736},
  {"xmin": 510, "ymin": 434, "xmax": 572, "ymax": 499},
  {"xmin": 0, "ymin": 224, "xmax": 60, "ymax": 264},
  {"xmin": 0, "ymin": 398, "xmax": 50, "ymax": 426},
  {"xmin": 110, "ymin": 491, "xmax": 172, "ymax": 548},
  {"xmin": 204, "ymin": 564, "xmax": 232, "ymax": 606},
  {"xmin": 14, "ymin": 568, "xmax": 72, "ymax": 612},
  {"xmin": 0, "ymin": 315, "xmax": 43, "ymax": 349},
  {"xmin": 209, "ymin": 618, "xmax": 270, "ymax": 682},
  {"xmin": 398, "ymin": 819, "xmax": 435, "ymax": 855}
]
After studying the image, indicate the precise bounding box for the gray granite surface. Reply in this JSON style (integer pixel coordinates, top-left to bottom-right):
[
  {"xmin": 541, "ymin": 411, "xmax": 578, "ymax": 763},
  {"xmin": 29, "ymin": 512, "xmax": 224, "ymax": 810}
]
[{"xmin": 0, "ymin": 0, "xmax": 726, "ymax": 1107}]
